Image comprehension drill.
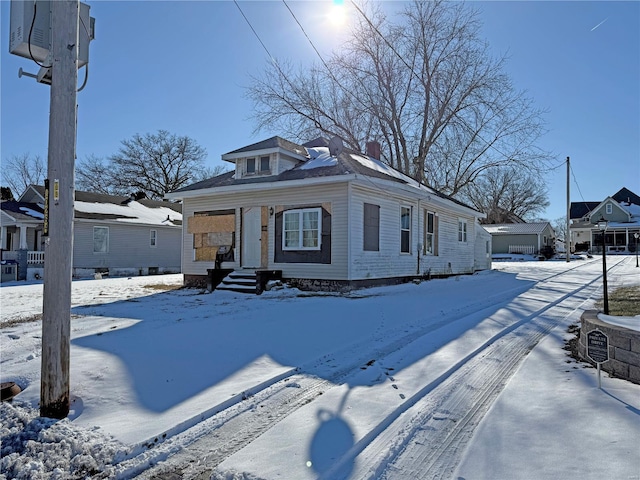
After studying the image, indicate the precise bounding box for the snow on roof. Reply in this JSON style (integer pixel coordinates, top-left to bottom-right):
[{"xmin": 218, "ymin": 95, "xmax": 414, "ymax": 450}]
[
  {"xmin": 621, "ymin": 202, "xmax": 640, "ymax": 218},
  {"xmin": 74, "ymin": 200, "xmax": 182, "ymax": 226},
  {"xmin": 349, "ymin": 152, "xmax": 435, "ymax": 194},
  {"xmin": 19, "ymin": 207, "xmax": 43, "ymax": 219},
  {"xmin": 300, "ymin": 147, "xmax": 338, "ymax": 170},
  {"xmin": 483, "ymin": 223, "xmax": 551, "ymax": 235}
]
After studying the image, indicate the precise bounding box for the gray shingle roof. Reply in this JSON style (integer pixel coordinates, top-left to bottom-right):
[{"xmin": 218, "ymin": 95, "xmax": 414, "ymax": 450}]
[
  {"xmin": 172, "ymin": 137, "xmax": 479, "ymax": 213},
  {"xmin": 223, "ymin": 136, "xmax": 307, "ymax": 158}
]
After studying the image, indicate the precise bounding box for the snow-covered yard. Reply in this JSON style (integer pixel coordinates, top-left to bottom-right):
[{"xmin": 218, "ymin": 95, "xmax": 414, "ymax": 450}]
[{"xmin": 1, "ymin": 257, "xmax": 639, "ymax": 479}]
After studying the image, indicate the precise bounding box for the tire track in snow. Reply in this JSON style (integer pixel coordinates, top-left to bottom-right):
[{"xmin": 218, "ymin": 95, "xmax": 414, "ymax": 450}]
[
  {"xmin": 339, "ymin": 257, "xmax": 629, "ymax": 480},
  {"xmin": 130, "ymin": 258, "xmax": 616, "ymax": 479}
]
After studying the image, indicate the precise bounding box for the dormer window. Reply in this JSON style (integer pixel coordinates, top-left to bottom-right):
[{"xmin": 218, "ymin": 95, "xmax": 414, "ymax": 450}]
[
  {"xmin": 246, "ymin": 158, "xmax": 256, "ymax": 174},
  {"xmin": 606, "ymin": 203, "xmax": 612, "ymax": 214},
  {"xmin": 243, "ymin": 155, "xmax": 271, "ymax": 177},
  {"xmin": 260, "ymin": 156, "xmax": 270, "ymax": 172}
]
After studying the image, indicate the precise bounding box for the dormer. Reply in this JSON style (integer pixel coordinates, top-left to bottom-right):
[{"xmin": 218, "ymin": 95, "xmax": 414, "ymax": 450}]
[{"xmin": 221, "ymin": 136, "xmax": 308, "ymax": 179}]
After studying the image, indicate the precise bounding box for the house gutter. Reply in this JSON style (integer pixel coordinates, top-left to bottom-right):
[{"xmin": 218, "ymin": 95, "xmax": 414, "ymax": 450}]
[{"xmin": 165, "ymin": 175, "xmax": 357, "ymax": 201}]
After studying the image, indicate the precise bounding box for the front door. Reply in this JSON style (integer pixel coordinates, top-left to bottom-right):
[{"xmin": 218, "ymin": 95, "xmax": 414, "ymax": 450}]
[{"xmin": 242, "ymin": 207, "xmax": 262, "ymax": 268}]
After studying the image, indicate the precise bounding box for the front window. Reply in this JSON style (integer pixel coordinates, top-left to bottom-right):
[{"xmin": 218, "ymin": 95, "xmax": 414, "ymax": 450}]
[
  {"xmin": 283, "ymin": 208, "xmax": 321, "ymax": 250},
  {"xmin": 606, "ymin": 203, "xmax": 612, "ymax": 214},
  {"xmin": 93, "ymin": 226, "xmax": 109, "ymax": 253},
  {"xmin": 458, "ymin": 219, "xmax": 468, "ymax": 242},
  {"xmin": 401, "ymin": 206, "xmax": 411, "ymax": 253},
  {"xmin": 150, "ymin": 229, "xmax": 157, "ymax": 247}
]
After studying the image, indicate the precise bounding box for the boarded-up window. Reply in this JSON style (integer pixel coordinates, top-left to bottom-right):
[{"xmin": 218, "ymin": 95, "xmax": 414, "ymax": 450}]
[
  {"xmin": 188, "ymin": 210, "xmax": 235, "ymax": 261},
  {"xmin": 363, "ymin": 203, "xmax": 380, "ymax": 251}
]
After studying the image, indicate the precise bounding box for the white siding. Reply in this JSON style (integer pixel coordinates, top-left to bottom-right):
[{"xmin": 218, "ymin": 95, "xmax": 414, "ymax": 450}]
[
  {"xmin": 349, "ymin": 185, "xmax": 477, "ymax": 279},
  {"xmin": 181, "ymin": 182, "xmax": 350, "ymax": 279},
  {"xmin": 73, "ymin": 221, "xmax": 181, "ymax": 271},
  {"xmin": 474, "ymin": 224, "xmax": 492, "ymax": 271}
]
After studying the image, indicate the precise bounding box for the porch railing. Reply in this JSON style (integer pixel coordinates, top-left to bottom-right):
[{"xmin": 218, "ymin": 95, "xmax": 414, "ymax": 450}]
[
  {"xmin": 0, "ymin": 250, "xmax": 44, "ymax": 264},
  {"xmin": 28, "ymin": 251, "xmax": 45, "ymax": 264},
  {"xmin": 508, "ymin": 245, "xmax": 535, "ymax": 255}
]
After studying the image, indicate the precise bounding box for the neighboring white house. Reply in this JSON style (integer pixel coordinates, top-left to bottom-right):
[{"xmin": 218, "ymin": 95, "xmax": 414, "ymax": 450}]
[
  {"xmin": 166, "ymin": 136, "xmax": 490, "ymax": 290},
  {"xmin": 570, "ymin": 187, "xmax": 640, "ymax": 254},
  {"xmin": 1, "ymin": 185, "xmax": 182, "ymax": 281},
  {"xmin": 482, "ymin": 222, "xmax": 556, "ymax": 257}
]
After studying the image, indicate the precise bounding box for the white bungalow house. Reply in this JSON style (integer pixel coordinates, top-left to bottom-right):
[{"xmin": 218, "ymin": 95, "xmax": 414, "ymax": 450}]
[
  {"xmin": 165, "ymin": 136, "xmax": 490, "ymax": 291},
  {"xmin": 570, "ymin": 187, "xmax": 640, "ymax": 254},
  {"xmin": 483, "ymin": 222, "xmax": 556, "ymax": 258},
  {"xmin": 1, "ymin": 185, "xmax": 182, "ymax": 281}
]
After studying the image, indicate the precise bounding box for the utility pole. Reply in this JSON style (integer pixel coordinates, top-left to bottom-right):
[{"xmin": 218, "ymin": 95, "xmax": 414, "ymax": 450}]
[
  {"xmin": 40, "ymin": 0, "xmax": 79, "ymax": 419},
  {"xmin": 566, "ymin": 156, "xmax": 570, "ymax": 263}
]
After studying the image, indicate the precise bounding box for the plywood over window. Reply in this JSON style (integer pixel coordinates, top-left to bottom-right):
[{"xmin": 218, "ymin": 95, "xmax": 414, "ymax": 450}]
[{"xmin": 189, "ymin": 210, "xmax": 235, "ymax": 261}]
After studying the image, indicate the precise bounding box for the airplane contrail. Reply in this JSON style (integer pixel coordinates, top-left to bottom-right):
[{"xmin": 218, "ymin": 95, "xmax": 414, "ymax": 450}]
[{"xmin": 590, "ymin": 17, "xmax": 608, "ymax": 31}]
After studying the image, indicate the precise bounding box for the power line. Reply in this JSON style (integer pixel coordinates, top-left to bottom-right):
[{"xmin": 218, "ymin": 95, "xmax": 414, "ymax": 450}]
[
  {"xmin": 233, "ymin": 0, "xmax": 275, "ymax": 62},
  {"xmin": 569, "ymin": 163, "xmax": 588, "ymax": 205},
  {"xmin": 282, "ymin": 0, "xmax": 334, "ymax": 79}
]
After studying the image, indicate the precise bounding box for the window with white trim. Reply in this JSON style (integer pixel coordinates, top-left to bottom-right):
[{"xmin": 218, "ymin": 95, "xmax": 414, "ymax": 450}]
[
  {"xmin": 93, "ymin": 226, "xmax": 109, "ymax": 253},
  {"xmin": 424, "ymin": 210, "xmax": 437, "ymax": 255},
  {"xmin": 283, "ymin": 208, "xmax": 321, "ymax": 250},
  {"xmin": 150, "ymin": 229, "xmax": 157, "ymax": 247},
  {"xmin": 260, "ymin": 156, "xmax": 270, "ymax": 172},
  {"xmin": 458, "ymin": 219, "xmax": 468, "ymax": 242},
  {"xmin": 363, "ymin": 203, "xmax": 380, "ymax": 251},
  {"xmin": 401, "ymin": 206, "xmax": 411, "ymax": 253},
  {"xmin": 246, "ymin": 157, "xmax": 256, "ymax": 174},
  {"xmin": 606, "ymin": 203, "xmax": 612, "ymax": 214}
]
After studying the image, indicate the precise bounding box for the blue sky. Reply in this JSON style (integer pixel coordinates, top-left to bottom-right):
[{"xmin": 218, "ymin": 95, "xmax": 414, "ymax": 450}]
[{"xmin": 2, "ymin": 1, "xmax": 638, "ymax": 221}]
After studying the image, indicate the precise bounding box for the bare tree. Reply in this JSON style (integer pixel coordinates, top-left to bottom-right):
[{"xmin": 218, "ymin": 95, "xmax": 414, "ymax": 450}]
[
  {"xmin": 551, "ymin": 216, "xmax": 568, "ymax": 244},
  {"xmin": 76, "ymin": 130, "xmax": 209, "ymax": 200},
  {"xmin": 1, "ymin": 153, "xmax": 46, "ymax": 197},
  {"xmin": 247, "ymin": 0, "xmax": 551, "ymax": 199},
  {"xmin": 110, "ymin": 130, "xmax": 208, "ymax": 199},
  {"xmin": 462, "ymin": 166, "xmax": 549, "ymax": 223},
  {"xmin": 75, "ymin": 154, "xmax": 122, "ymax": 195}
]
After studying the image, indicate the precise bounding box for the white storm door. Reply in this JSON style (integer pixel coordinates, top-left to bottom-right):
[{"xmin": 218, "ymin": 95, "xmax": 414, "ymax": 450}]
[{"xmin": 242, "ymin": 207, "xmax": 262, "ymax": 268}]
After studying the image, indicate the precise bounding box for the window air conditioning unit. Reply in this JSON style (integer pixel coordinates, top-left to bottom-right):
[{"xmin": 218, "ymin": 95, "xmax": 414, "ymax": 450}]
[{"xmin": 9, "ymin": 0, "xmax": 94, "ymax": 67}]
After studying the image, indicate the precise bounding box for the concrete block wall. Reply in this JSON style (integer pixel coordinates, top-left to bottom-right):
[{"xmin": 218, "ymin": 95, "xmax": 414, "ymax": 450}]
[{"xmin": 578, "ymin": 310, "xmax": 640, "ymax": 385}]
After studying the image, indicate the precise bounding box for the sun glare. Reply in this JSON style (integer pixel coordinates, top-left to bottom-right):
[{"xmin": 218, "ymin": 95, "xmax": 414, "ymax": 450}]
[{"xmin": 329, "ymin": 1, "xmax": 346, "ymax": 27}]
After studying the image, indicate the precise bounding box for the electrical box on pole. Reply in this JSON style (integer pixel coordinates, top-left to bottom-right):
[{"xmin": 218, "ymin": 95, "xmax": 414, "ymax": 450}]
[{"xmin": 9, "ymin": 0, "xmax": 94, "ymax": 68}]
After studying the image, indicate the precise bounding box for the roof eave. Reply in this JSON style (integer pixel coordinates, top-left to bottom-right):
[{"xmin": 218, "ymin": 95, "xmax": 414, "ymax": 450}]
[
  {"xmin": 221, "ymin": 146, "xmax": 308, "ymax": 163},
  {"xmin": 165, "ymin": 174, "xmax": 356, "ymax": 200}
]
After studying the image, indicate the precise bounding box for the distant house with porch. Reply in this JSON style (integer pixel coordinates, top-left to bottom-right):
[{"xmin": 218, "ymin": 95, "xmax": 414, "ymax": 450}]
[
  {"xmin": 166, "ymin": 136, "xmax": 491, "ymax": 292},
  {"xmin": 569, "ymin": 187, "xmax": 640, "ymax": 254},
  {"xmin": 1, "ymin": 185, "xmax": 182, "ymax": 281},
  {"xmin": 483, "ymin": 222, "xmax": 556, "ymax": 257}
]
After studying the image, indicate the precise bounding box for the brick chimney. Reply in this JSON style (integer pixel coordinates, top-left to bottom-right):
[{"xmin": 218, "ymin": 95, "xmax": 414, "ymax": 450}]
[{"xmin": 366, "ymin": 141, "xmax": 381, "ymax": 160}]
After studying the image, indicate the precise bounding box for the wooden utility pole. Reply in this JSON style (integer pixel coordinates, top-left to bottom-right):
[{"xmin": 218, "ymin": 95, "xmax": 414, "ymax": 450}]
[
  {"xmin": 40, "ymin": 0, "xmax": 79, "ymax": 419},
  {"xmin": 566, "ymin": 156, "xmax": 570, "ymax": 263}
]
